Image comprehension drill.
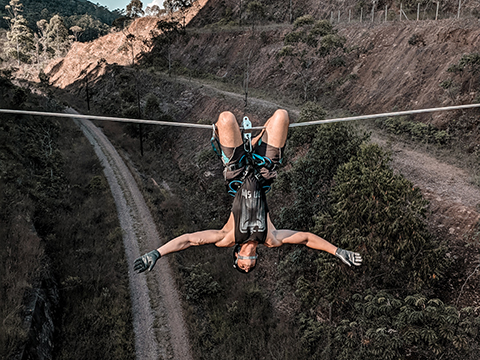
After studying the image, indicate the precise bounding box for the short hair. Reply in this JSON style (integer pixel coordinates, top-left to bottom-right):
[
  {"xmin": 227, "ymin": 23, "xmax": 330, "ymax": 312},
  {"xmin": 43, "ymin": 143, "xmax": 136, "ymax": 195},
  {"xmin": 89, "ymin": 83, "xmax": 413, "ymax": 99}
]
[{"xmin": 233, "ymin": 244, "xmax": 258, "ymax": 274}]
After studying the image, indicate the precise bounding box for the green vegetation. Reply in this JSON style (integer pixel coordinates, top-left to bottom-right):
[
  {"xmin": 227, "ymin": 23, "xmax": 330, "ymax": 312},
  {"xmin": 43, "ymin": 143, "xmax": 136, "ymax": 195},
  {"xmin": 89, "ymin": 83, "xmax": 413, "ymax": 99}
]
[
  {"xmin": 2, "ymin": 1, "xmax": 479, "ymax": 357},
  {"xmin": 1, "ymin": 0, "xmax": 121, "ymax": 65},
  {"xmin": 3, "ymin": 0, "xmax": 33, "ymax": 64},
  {"xmin": 307, "ymin": 292, "xmax": 480, "ymax": 360},
  {"xmin": 71, "ymin": 50, "xmax": 480, "ymax": 356},
  {"xmin": 275, "ymin": 102, "xmax": 369, "ymax": 231},
  {"xmin": 315, "ymin": 143, "xmax": 446, "ymax": 294},
  {"xmin": 0, "ymin": 77, "xmax": 134, "ymax": 358},
  {"xmin": 376, "ymin": 116, "xmax": 451, "ymax": 144},
  {"xmin": 0, "ymin": 0, "xmax": 121, "ymax": 30}
]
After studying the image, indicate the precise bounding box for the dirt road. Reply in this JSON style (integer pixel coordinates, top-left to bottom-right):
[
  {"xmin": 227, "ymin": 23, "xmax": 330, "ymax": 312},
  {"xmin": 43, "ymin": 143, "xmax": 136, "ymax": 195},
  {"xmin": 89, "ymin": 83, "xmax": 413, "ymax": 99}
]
[{"xmin": 66, "ymin": 108, "xmax": 193, "ymax": 360}]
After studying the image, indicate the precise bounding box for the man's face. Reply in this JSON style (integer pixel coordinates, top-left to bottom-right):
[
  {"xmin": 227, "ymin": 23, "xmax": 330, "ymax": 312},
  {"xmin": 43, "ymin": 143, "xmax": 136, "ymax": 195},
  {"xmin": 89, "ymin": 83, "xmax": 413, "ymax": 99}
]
[
  {"xmin": 236, "ymin": 255, "xmax": 257, "ymax": 273},
  {"xmin": 235, "ymin": 241, "xmax": 258, "ymax": 273}
]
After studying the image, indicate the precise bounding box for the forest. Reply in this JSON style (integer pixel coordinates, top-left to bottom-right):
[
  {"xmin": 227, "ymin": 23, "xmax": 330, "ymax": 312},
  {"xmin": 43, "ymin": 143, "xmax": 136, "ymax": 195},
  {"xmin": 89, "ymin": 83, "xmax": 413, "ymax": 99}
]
[{"xmin": 0, "ymin": 0, "xmax": 123, "ymax": 66}]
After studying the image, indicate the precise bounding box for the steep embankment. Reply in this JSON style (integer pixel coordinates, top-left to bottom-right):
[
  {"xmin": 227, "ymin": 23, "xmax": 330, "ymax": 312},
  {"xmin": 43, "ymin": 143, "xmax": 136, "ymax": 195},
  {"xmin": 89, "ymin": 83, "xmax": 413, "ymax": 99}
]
[
  {"xmin": 336, "ymin": 20, "xmax": 480, "ymax": 117},
  {"xmin": 166, "ymin": 18, "xmax": 480, "ymax": 120},
  {"xmin": 44, "ymin": 0, "xmax": 208, "ymax": 89}
]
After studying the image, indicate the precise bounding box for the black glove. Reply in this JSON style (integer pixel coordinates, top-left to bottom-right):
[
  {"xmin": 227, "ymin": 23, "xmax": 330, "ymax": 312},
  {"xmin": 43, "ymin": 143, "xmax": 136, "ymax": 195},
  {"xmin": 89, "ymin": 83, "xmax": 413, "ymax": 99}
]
[
  {"xmin": 335, "ymin": 248, "xmax": 362, "ymax": 266},
  {"xmin": 134, "ymin": 250, "xmax": 161, "ymax": 273}
]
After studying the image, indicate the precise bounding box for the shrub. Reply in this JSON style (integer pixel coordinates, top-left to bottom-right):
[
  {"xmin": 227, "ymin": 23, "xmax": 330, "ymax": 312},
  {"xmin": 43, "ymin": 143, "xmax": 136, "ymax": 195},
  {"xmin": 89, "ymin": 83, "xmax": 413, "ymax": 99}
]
[
  {"xmin": 332, "ymin": 292, "xmax": 480, "ymax": 360},
  {"xmin": 377, "ymin": 117, "xmax": 451, "ymax": 145},
  {"xmin": 277, "ymin": 45, "xmax": 294, "ymax": 57},
  {"xmin": 183, "ymin": 263, "xmax": 222, "ymax": 302},
  {"xmin": 408, "ymin": 33, "xmax": 425, "ymax": 46},
  {"xmin": 288, "ymin": 101, "xmax": 327, "ymax": 147},
  {"xmin": 315, "ymin": 144, "xmax": 447, "ymax": 293},
  {"xmin": 318, "ymin": 34, "xmax": 346, "ymax": 57},
  {"xmin": 276, "ymin": 116, "xmax": 368, "ymax": 230},
  {"xmin": 144, "ymin": 93, "xmax": 161, "ymax": 119},
  {"xmin": 329, "ymin": 55, "xmax": 346, "ymax": 67},
  {"xmin": 119, "ymin": 88, "xmax": 136, "ymax": 103},
  {"xmin": 311, "ymin": 20, "xmax": 334, "ymax": 37},
  {"xmin": 293, "ymin": 14, "xmax": 315, "ymax": 29},
  {"xmin": 440, "ymin": 79, "xmax": 453, "ymax": 89},
  {"xmin": 458, "ymin": 53, "xmax": 480, "ymax": 74},
  {"xmin": 284, "ymin": 30, "xmax": 305, "ymax": 45}
]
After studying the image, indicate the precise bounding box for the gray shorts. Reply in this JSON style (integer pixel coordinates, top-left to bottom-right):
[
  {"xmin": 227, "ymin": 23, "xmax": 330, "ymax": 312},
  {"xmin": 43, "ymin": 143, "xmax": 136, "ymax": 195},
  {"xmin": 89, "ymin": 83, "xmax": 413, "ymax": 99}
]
[{"xmin": 219, "ymin": 139, "xmax": 284, "ymax": 182}]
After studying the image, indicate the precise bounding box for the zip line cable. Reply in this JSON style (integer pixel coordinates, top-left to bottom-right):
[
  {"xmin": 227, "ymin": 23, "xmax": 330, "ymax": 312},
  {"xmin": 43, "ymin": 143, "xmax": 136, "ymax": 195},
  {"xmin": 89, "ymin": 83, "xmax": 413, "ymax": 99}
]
[
  {"xmin": 0, "ymin": 109, "xmax": 213, "ymax": 129},
  {"xmin": 287, "ymin": 103, "xmax": 480, "ymax": 128},
  {"xmin": 0, "ymin": 103, "xmax": 479, "ymax": 130}
]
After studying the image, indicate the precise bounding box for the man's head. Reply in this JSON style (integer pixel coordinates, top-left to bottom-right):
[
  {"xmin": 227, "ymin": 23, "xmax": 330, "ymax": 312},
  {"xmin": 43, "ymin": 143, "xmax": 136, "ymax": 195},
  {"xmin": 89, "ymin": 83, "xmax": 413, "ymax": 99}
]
[{"xmin": 233, "ymin": 242, "xmax": 258, "ymax": 273}]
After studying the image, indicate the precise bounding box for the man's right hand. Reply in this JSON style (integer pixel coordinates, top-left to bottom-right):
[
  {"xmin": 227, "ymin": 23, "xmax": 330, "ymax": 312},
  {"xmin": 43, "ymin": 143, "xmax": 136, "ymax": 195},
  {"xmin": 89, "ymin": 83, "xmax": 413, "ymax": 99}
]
[{"xmin": 134, "ymin": 250, "xmax": 161, "ymax": 273}]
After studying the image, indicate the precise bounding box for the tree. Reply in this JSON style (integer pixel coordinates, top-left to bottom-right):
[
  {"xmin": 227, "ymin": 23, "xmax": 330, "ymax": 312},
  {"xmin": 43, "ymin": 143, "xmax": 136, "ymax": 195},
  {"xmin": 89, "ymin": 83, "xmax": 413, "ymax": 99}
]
[
  {"xmin": 36, "ymin": 18, "xmax": 50, "ymax": 60},
  {"xmin": 145, "ymin": 5, "xmax": 165, "ymax": 17},
  {"xmin": 246, "ymin": 1, "xmax": 265, "ymax": 34},
  {"xmin": 275, "ymin": 113, "xmax": 368, "ymax": 231},
  {"xmin": 69, "ymin": 25, "xmax": 83, "ymax": 42},
  {"xmin": 67, "ymin": 14, "xmax": 110, "ymax": 42},
  {"xmin": 4, "ymin": 0, "xmax": 34, "ymax": 65},
  {"xmin": 163, "ymin": 0, "xmax": 175, "ymax": 14},
  {"xmin": 46, "ymin": 15, "xmax": 70, "ymax": 57},
  {"xmin": 126, "ymin": 0, "xmax": 144, "ymax": 18},
  {"xmin": 154, "ymin": 19, "xmax": 181, "ymax": 73}
]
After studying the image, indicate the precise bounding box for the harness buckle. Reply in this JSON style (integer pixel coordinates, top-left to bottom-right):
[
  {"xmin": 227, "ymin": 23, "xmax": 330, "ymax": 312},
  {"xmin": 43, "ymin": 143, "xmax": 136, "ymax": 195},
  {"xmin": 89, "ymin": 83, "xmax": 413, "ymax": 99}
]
[{"xmin": 242, "ymin": 116, "xmax": 252, "ymax": 153}]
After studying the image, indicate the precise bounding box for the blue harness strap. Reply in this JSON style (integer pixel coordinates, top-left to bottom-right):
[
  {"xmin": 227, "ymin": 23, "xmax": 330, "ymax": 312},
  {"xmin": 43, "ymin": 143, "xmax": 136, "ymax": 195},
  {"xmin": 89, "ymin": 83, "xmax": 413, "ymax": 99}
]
[{"xmin": 212, "ymin": 118, "xmax": 275, "ymax": 197}]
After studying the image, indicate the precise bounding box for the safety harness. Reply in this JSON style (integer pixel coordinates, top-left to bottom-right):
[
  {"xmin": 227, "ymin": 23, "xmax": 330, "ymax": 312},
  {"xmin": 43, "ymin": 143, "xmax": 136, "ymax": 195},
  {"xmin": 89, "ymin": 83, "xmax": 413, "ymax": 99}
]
[{"xmin": 211, "ymin": 116, "xmax": 276, "ymax": 197}]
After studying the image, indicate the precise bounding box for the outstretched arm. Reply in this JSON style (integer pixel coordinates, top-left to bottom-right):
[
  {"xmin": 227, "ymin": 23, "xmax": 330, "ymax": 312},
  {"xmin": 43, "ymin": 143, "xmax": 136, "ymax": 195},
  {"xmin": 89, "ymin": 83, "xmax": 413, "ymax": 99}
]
[
  {"xmin": 273, "ymin": 229, "xmax": 338, "ymax": 254},
  {"xmin": 134, "ymin": 229, "xmax": 229, "ymax": 273},
  {"xmin": 272, "ymin": 229, "xmax": 362, "ymax": 266},
  {"xmin": 158, "ymin": 229, "xmax": 229, "ymax": 256}
]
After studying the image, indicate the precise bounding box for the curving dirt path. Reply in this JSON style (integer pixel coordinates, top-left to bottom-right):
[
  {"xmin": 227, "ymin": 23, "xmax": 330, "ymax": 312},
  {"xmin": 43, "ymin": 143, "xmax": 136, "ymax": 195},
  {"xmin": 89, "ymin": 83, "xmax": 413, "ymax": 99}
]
[{"xmin": 66, "ymin": 108, "xmax": 193, "ymax": 360}]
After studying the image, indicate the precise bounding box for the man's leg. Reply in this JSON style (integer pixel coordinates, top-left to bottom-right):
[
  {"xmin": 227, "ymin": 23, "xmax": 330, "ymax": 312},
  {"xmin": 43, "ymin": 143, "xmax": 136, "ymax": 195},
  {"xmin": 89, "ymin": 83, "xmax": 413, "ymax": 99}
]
[
  {"xmin": 215, "ymin": 112, "xmax": 246, "ymax": 181},
  {"xmin": 215, "ymin": 111, "xmax": 243, "ymax": 149},
  {"xmin": 256, "ymin": 109, "xmax": 289, "ymax": 148}
]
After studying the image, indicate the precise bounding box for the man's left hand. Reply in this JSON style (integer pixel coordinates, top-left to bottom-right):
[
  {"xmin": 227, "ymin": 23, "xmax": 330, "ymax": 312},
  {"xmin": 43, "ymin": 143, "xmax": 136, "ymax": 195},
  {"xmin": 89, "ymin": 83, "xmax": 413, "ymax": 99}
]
[{"xmin": 335, "ymin": 248, "xmax": 362, "ymax": 266}]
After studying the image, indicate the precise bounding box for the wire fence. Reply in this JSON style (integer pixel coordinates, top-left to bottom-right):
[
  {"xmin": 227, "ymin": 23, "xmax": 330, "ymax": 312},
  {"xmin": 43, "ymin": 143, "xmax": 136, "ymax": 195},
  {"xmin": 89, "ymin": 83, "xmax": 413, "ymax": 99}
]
[{"xmin": 328, "ymin": 2, "xmax": 479, "ymax": 25}]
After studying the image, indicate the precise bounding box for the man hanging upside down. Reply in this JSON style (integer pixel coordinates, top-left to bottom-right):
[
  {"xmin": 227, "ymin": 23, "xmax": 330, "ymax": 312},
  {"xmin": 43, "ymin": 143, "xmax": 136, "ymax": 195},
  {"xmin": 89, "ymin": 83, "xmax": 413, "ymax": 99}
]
[{"xmin": 134, "ymin": 109, "xmax": 362, "ymax": 274}]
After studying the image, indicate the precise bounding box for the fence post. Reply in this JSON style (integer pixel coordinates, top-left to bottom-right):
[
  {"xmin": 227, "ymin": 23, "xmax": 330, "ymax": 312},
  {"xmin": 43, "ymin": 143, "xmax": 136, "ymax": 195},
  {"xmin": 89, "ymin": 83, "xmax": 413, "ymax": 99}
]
[
  {"xmin": 400, "ymin": 3, "xmax": 402, "ymax": 21},
  {"xmin": 338, "ymin": 10, "xmax": 340, "ymax": 23},
  {"xmin": 360, "ymin": 7, "xmax": 363, "ymax": 22},
  {"xmin": 349, "ymin": 9, "xmax": 351, "ymax": 22},
  {"xmin": 417, "ymin": 3, "xmax": 420, "ymax": 21},
  {"xmin": 385, "ymin": 4, "xmax": 388, "ymax": 22},
  {"xmin": 435, "ymin": 1, "xmax": 439, "ymax": 20},
  {"xmin": 371, "ymin": 1, "xmax": 375, "ymax": 22},
  {"xmin": 458, "ymin": 0, "xmax": 462, "ymax": 18}
]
